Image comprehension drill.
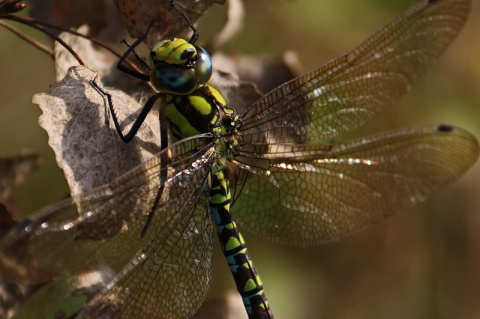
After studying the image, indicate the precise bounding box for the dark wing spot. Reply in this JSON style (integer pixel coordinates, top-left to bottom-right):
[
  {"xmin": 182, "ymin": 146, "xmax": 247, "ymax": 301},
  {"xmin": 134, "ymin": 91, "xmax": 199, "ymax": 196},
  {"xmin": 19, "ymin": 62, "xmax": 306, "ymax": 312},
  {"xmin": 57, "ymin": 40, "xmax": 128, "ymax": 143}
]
[{"xmin": 437, "ymin": 124, "xmax": 453, "ymax": 132}]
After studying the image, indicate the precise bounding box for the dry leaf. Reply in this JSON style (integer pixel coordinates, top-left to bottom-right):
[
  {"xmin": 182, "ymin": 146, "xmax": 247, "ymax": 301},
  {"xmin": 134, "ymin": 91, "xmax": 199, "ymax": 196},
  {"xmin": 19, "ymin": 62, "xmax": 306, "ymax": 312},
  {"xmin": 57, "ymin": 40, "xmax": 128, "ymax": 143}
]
[
  {"xmin": 0, "ymin": 152, "xmax": 39, "ymax": 233},
  {"xmin": 0, "ymin": 152, "xmax": 39, "ymax": 319},
  {"xmin": 32, "ymin": 66, "xmax": 160, "ymax": 197},
  {"xmin": 29, "ymin": 0, "xmax": 126, "ymax": 42},
  {"xmin": 114, "ymin": 0, "xmax": 225, "ymax": 46}
]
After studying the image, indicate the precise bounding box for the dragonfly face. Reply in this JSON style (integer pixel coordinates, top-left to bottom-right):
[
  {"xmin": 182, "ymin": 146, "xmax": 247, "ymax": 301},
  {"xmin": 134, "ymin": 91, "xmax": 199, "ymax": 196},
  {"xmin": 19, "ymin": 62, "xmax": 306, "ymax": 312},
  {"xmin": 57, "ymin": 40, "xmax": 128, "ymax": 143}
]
[{"xmin": 0, "ymin": 0, "xmax": 478, "ymax": 318}]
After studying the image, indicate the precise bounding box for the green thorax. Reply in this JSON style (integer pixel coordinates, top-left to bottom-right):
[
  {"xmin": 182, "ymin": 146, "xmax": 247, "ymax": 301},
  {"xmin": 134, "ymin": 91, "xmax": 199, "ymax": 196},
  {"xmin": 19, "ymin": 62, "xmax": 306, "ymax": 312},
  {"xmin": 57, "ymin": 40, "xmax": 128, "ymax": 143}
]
[{"xmin": 164, "ymin": 84, "xmax": 238, "ymax": 142}]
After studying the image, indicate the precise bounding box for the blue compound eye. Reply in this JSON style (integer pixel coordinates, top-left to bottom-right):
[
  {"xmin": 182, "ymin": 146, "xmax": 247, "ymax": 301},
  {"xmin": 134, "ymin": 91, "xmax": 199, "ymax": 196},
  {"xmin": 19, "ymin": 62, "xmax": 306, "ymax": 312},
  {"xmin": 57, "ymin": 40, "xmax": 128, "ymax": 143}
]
[
  {"xmin": 150, "ymin": 63, "xmax": 197, "ymax": 95},
  {"xmin": 149, "ymin": 45, "xmax": 213, "ymax": 95},
  {"xmin": 194, "ymin": 46, "xmax": 212, "ymax": 85}
]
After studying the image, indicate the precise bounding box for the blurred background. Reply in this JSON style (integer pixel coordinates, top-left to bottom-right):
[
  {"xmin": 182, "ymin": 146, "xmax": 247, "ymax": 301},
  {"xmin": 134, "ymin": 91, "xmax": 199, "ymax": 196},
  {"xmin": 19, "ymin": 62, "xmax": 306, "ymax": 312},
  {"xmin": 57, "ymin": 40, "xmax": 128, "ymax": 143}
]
[{"xmin": 0, "ymin": 0, "xmax": 479, "ymax": 318}]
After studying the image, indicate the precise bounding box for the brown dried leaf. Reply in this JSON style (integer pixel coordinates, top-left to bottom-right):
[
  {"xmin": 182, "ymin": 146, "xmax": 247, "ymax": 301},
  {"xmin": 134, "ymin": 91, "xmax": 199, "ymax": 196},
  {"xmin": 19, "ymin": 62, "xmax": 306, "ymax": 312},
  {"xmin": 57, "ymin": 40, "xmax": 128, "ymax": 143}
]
[
  {"xmin": 54, "ymin": 25, "xmax": 115, "ymax": 82},
  {"xmin": 54, "ymin": 25, "xmax": 156, "ymax": 94},
  {"xmin": 29, "ymin": 0, "xmax": 126, "ymax": 42},
  {"xmin": 0, "ymin": 152, "xmax": 39, "ymax": 232},
  {"xmin": 32, "ymin": 66, "xmax": 160, "ymax": 197},
  {"xmin": 0, "ymin": 153, "xmax": 40, "ymax": 318},
  {"xmin": 114, "ymin": 0, "xmax": 225, "ymax": 46}
]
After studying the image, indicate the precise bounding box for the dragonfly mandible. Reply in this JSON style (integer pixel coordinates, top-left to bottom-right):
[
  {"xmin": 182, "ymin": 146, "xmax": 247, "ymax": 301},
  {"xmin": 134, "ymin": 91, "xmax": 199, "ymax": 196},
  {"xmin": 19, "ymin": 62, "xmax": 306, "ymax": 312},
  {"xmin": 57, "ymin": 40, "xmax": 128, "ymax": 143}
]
[{"xmin": 0, "ymin": 0, "xmax": 478, "ymax": 318}]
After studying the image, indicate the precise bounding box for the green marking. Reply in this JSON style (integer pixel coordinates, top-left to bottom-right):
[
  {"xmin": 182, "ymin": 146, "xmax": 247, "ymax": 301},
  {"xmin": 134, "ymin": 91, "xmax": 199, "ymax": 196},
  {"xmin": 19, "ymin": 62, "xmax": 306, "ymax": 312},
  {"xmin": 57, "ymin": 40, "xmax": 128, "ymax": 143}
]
[
  {"xmin": 244, "ymin": 278, "xmax": 258, "ymax": 292},
  {"xmin": 210, "ymin": 193, "xmax": 225, "ymax": 204},
  {"xmin": 189, "ymin": 95, "xmax": 213, "ymax": 116},
  {"xmin": 226, "ymin": 236, "xmax": 241, "ymax": 251},
  {"xmin": 256, "ymin": 275, "xmax": 263, "ymax": 286},
  {"xmin": 165, "ymin": 103, "xmax": 201, "ymax": 138},
  {"xmin": 152, "ymin": 38, "xmax": 196, "ymax": 65},
  {"xmin": 208, "ymin": 86, "xmax": 227, "ymax": 106}
]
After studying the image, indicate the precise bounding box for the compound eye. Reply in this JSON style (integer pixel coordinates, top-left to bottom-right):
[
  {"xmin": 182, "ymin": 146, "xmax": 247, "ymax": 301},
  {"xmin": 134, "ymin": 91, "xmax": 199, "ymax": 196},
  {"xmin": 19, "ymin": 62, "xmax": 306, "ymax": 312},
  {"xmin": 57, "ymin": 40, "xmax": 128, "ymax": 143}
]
[
  {"xmin": 194, "ymin": 46, "xmax": 213, "ymax": 85},
  {"xmin": 150, "ymin": 62, "xmax": 197, "ymax": 95}
]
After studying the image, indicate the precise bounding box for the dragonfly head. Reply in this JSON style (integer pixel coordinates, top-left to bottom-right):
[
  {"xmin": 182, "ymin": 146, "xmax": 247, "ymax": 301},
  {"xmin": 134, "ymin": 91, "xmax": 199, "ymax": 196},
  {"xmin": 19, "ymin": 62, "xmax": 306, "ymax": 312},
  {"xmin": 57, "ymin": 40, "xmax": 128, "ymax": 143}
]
[{"xmin": 150, "ymin": 39, "xmax": 213, "ymax": 95}]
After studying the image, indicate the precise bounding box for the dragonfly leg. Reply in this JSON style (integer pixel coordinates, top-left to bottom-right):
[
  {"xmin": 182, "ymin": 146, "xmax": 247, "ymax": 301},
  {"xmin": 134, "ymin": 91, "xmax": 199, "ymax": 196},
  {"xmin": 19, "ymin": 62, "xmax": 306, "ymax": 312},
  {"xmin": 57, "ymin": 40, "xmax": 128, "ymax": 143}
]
[
  {"xmin": 170, "ymin": 0, "xmax": 199, "ymax": 44},
  {"xmin": 90, "ymin": 78, "xmax": 163, "ymax": 143},
  {"xmin": 120, "ymin": 39, "xmax": 150, "ymax": 71},
  {"xmin": 116, "ymin": 20, "xmax": 155, "ymax": 82},
  {"xmin": 141, "ymin": 109, "xmax": 170, "ymax": 237}
]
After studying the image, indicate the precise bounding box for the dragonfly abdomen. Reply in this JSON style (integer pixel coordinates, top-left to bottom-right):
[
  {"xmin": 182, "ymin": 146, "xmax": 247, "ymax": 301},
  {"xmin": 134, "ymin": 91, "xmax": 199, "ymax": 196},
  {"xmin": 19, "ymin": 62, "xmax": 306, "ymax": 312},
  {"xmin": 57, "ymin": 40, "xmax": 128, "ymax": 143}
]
[{"xmin": 210, "ymin": 170, "xmax": 274, "ymax": 319}]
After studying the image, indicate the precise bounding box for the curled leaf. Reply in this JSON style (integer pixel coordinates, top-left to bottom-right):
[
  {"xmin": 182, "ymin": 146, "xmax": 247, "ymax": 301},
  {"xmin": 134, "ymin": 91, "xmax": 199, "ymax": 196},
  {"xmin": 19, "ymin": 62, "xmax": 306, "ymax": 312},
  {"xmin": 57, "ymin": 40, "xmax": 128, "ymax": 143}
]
[
  {"xmin": 114, "ymin": 0, "xmax": 225, "ymax": 46},
  {"xmin": 0, "ymin": 152, "xmax": 39, "ymax": 233},
  {"xmin": 33, "ymin": 66, "xmax": 160, "ymax": 197}
]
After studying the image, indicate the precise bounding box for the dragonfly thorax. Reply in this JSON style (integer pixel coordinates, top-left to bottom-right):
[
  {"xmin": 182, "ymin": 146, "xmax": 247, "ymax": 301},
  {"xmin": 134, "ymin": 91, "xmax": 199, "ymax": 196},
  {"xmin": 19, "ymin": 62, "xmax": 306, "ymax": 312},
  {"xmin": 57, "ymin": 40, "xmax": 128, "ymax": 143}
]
[
  {"xmin": 150, "ymin": 38, "xmax": 212, "ymax": 95},
  {"xmin": 165, "ymin": 84, "xmax": 235, "ymax": 141}
]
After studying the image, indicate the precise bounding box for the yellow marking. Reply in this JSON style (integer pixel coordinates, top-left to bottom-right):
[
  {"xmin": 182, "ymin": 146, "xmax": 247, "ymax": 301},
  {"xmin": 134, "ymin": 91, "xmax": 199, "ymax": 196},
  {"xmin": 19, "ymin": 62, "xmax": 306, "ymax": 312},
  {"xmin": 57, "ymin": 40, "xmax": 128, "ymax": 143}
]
[
  {"xmin": 165, "ymin": 104, "xmax": 200, "ymax": 138},
  {"xmin": 225, "ymin": 222, "xmax": 237, "ymax": 230},
  {"xmin": 208, "ymin": 86, "xmax": 227, "ymax": 105},
  {"xmin": 256, "ymin": 275, "xmax": 263, "ymax": 286},
  {"xmin": 210, "ymin": 113, "xmax": 219, "ymax": 125},
  {"xmin": 168, "ymin": 42, "xmax": 195, "ymax": 64},
  {"xmin": 226, "ymin": 237, "xmax": 241, "ymax": 251},
  {"xmin": 216, "ymin": 170, "xmax": 225, "ymax": 179},
  {"xmin": 210, "ymin": 193, "xmax": 225, "ymax": 204},
  {"xmin": 151, "ymin": 40, "xmax": 169, "ymax": 61},
  {"xmin": 152, "ymin": 38, "xmax": 196, "ymax": 65},
  {"xmin": 188, "ymin": 95, "xmax": 212, "ymax": 115},
  {"xmin": 244, "ymin": 279, "xmax": 258, "ymax": 292}
]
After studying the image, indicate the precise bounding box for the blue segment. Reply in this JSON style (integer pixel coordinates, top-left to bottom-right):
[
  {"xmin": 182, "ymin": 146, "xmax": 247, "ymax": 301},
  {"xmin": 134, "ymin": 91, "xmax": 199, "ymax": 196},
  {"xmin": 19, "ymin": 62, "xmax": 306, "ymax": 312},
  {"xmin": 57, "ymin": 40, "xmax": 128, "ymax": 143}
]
[{"xmin": 209, "ymin": 206, "xmax": 221, "ymax": 225}]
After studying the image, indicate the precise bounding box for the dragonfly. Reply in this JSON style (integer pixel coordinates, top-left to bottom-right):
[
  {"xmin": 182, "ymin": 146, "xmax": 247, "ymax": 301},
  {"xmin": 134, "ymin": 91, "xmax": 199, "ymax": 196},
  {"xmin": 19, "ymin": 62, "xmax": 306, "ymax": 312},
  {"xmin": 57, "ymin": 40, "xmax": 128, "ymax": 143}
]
[{"xmin": 0, "ymin": 0, "xmax": 478, "ymax": 318}]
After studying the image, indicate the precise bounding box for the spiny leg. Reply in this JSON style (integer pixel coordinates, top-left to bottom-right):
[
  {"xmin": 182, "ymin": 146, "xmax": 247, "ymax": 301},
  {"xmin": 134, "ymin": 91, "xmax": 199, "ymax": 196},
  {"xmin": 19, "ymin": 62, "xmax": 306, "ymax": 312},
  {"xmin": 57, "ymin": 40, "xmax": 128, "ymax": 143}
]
[
  {"xmin": 90, "ymin": 79, "xmax": 163, "ymax": 143},
  {"xmin": 170, "ymin": 0, "xmax": 199, "ymax": 44},
  {"xmin": 91, "ymin": 77, "xmax": 170, "ymax": 238},
  {"xmin": 141, "ymin": 108, "xmax": 170, "ymax": 237},
  {"xmin": 120, "ymin": 39, "xmax": 150, "ymax": 71},
  {"xmin": 116, "ymin": 19, "xmax": 156, "ymax": 81}
]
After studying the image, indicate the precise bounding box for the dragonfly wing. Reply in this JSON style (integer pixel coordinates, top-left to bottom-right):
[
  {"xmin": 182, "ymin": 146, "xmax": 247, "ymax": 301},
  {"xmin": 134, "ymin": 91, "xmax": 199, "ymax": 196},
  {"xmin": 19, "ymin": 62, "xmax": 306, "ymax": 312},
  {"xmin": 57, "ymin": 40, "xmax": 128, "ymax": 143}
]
[
  {"xmin": 77, "ymin": 198, "xmax": 214, "ymax": 319},
  {"xmin": 0, "ymin": 135, "xmax": 216, "ymax": 318},
  {"xmin": 232, "ymin": 125, "xmax": 478, "ymax": 246},
  {"xmin": 239, "ymin": 0, "xmax": 470, "ymax": 144}
]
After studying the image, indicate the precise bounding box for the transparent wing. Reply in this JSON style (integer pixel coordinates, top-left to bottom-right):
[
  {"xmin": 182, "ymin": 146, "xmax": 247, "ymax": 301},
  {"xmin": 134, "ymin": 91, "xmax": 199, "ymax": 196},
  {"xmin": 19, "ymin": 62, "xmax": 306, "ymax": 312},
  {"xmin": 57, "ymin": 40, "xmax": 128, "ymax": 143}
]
[
  {"xmin": 232, "ymin": 125, "xmax": 479, "ymax": 246},
  {"xmin": 239, "ymin": 0, "xmax": 471, "ymax": 145},
  {"xmin": 77, "ymin": 198, "xmax": 213, "ymax": 319},
  {"xmin": 0, "ymin": 135, "xmax": 217, "ymax": 319}
]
